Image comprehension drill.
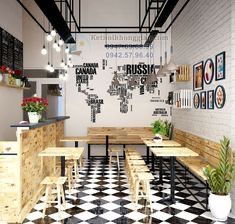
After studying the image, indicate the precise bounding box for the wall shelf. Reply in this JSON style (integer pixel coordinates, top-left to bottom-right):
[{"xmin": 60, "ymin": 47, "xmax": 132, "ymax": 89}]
[
  {"xmin": 173, "ymin": 89, "xmax": 192, "ymax": 109},
  {"xmin": 0, "ymin": 82, "xmax": 30, "ymax": 90},
  {"xmin": 170, "ymin": 65, "xmax": 191, "ymax": 83}
]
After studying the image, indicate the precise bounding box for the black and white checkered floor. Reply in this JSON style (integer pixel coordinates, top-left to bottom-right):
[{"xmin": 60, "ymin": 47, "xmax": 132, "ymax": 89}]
[{"xmin": 23, "ymin": 158, "xmax": 235, "ymax": 224}]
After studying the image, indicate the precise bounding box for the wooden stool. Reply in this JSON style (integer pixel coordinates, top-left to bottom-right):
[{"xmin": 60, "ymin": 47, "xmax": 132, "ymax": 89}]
[
  {"xmin": 108, "ymin": 147, "xmax": 121, "ymax": 170},
  {"xmin": 41, "ymin": 176, "xmax": 67, "ymax": 218},
  {"xmin": 135, "ymin": 172, "xmax": 154, "ymax": 212}
]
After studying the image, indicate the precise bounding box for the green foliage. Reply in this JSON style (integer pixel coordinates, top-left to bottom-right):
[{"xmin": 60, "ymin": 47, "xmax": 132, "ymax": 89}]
[
  {"xmin": 164, "ymin": 120, "xmax": 172, "ymax": 137},
  {"xmin": 203, "ymin": 137, "xmax": 235, "ymax": 195},
  {"xmin": 151, "ymin": 119, "xmax": 168, "ymax": 136}
]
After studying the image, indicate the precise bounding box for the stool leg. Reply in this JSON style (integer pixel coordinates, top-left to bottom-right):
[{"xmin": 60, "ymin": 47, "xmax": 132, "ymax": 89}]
[
  {"xmin": 60, "ymin": 185, "xmax": 66, "ymax": 207},
  {"xmin": 57, "ymin": 184, "xmax": 61, "ymax": 214},
  {"xmin": 109, "ymin": 151, "xmax": 112, "ymax": 168},
  {"xmin": 146, "ymin": 181, "xmax": 152, "ymax": 213},
  {"xmin": 116, "ymin": 152, "xmax": 120, "ymax": 171},
  {"xmin": 43, "ymin": 185, "xmax": 50, "ymax": 218},
  {"xmin": 67, "ymin": 167, "xmax": 72, "ymax": 193},
  {"xmin": 135, "ymin": 180, "xmax": 140, "ymax": 208}
]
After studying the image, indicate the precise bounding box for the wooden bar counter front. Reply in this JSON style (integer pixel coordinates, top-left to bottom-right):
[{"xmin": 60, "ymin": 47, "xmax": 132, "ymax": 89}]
[{"xmin": 0, "ymin": 116, "xmax": 69, "ymax": 223}]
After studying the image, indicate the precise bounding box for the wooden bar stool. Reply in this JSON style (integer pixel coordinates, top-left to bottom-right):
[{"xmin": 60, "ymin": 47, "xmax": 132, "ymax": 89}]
[
  {"xmin": 108, "ymin": 147, "xmax": 121, "ymax": 170},
  {"xmin": 135, "ymin": 172, "xmax": 154, "ymax": 212},
  {"xmin": 41, "ymin": 176, "xmax": 67, "ymax": 218}
]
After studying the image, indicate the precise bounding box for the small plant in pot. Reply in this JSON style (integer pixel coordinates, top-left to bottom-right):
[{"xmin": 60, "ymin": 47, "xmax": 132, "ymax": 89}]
[
  {"xmin": 203, "ymin": 137, "xmax": 235, "ymax": 221},
  {"xmin": 21, "ymin": 96, "xmax": 48, "ymax": 124},
  {"xmin": 151, "ymin": 119, "xmax": 167, "ymax": 143}
]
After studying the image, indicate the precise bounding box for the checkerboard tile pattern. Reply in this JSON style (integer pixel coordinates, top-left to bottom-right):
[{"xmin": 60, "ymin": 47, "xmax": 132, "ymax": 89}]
[{"xmin": 23, "ymin": 158, "xmax": 235, "ymax": 224}]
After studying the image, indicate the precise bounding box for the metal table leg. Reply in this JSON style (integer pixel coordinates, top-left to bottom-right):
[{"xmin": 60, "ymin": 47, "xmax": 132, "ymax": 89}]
[
  {"xmin": 106, "ymin": 135, "xmax": 109, "ymax": 163},
  {"xmin": 147, "ymin": 146, "xmax": 149, "ymax": 164},
  {"xmin": 61, "ymin": 156, "xmax": 65, "ymax": 176},
  {"xmin": 159, "ymin": 157, "xmax": 163, "ymax": 184},
  {"xmin": 151, "ymin": 152, "xmax": 155, "ymax": 172},
  {"xmin": 170, "ymin": 156, "xmax": 176, "ymax": 203},
  {"xmin": 75, "ymin": 141, "xmax": 78, "ymax": 147}
]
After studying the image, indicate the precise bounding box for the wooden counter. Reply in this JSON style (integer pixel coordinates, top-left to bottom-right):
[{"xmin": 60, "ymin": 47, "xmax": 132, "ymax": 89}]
[{"xmin": 0, "ymin": 116, "xmax": 68, "ymax": 223}]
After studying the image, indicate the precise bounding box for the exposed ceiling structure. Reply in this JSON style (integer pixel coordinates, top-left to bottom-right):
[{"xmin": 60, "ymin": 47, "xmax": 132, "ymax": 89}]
[{"xmin": 17, "ymin": 0, "xmax": 191, "ymax": 44}]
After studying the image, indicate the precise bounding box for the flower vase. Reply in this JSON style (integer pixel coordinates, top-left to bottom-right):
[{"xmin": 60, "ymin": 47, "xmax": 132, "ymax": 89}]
[
  {"xmin": 8, "ymin": 75, "xmax": 15, "ymax": 85},
  {"xmin": 3, "ymin": 73, "xmax": 8, "ymax": 84},
  {"xmin": 15, "ymin": 78, "xmax": 21, "ymax": 87},
  {"xmin": 28, "ymin": 112, "xmax": 40, "ymax": 124},
  {"xmin": 0, "ymin": 74, "xmax": 3, "ymax": 83}
]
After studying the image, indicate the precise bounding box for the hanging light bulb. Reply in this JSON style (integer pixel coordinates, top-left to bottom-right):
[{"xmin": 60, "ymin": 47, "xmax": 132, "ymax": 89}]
[
  {"xmin": 65, "ymin": 46, "xmax": 69, "ymax": 54},
  {"xmin": 46, "ymin": 34, "xmax": 53, "ymax": 42},
  {"xmin": 46, "ymin": 62, "xmax": 51, "ymax": 71},
  {"xmin": 53, "ymin": 39, "xmax": 57, "ymax": 49},
  {"xmin": 60, "ymin": 59, "xmax": 65, "ymax": 67},
  {"xmin": 58, "ymin": 38, "xmax": 64, "ymax": 46},
  {"xmin": 51, "ymin": 29, "xmax": 56, "ymax": 37},
  {"xmin": 64, "ymin": 63, "xmax": 68, "ymax": 70},
  {"xmin": 41, "ymin": 45, "xmax": 47, "ymax": 55},
  {"xmin": 63, "ymin": 71, "xmax": 68, "ymax": 80},
  {"xmin": 56, "ymin": 45, "xmax": 61, "ymax": 52},
  {"xmin": 50, "ymin": 64, "xmax": 55, "ymax": 72},
  {"xmin": 68, "ymin": 54, "xmax": 72, "ymax": 59}
]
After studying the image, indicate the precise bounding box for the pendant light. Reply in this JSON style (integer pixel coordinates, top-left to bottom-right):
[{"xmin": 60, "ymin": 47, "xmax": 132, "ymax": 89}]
[
  {"xmin": 51, "ymin": 28, "xmax": 56, "ymax": 37},
  {"xmin": 50, "ymin": 46, "xmax": 54, "ymax": 73},
  {"xmin": 161, "ymin": 34, "xmax": 170, "ymax": 75},
  {"xmin": 41, "ymin": 17, "xmax": 47, "ymax": 55},
  {"xmin": 65, "ymin": 45, "xmax": 69, "ymax": 54},
  {"xmin": 167, "ymin": 45, "xmax": 178, "ymax": 71},
  {"xmin": 58, "ymin": 38, "xmax": 64, "ymax": 46},
  {"xmin": 46, "ymin": 23, "xmax": 53, "ymax": 42},
  {"xmin": 145, "ymin": 45, "xmax": 156, "ymax": 84},
  {"xmin": 156, "ymin": 34, "xmax": 165, "ymax": 77},
  {"xmin": 53, "ymin": 39, "xmax": 57, "ymax": 49}
]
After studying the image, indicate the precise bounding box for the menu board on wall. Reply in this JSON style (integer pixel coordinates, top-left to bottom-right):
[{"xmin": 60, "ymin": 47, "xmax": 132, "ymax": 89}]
[
  {"xmin": 13, "ymin": 38, "xmax": 23, "ymax": 70},
  {"xmin": 0, "ymin": 27, "xmax": 23, "ymax": 71}
]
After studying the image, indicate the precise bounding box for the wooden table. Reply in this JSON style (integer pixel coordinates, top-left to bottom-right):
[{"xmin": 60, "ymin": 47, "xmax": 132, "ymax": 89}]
[
  {"xmin": 38, "ymin": 147, "xmax": 84, "ymax": 176},
  {"xmin": 143, "ymin": 139, "xmax": 181, "ymax": 169},
  {"xmin": 88, "ymin": 132, "xmax": 124, "ymax": 162},
  {"xmin": 150, "ymin": 147, "xmax": 198, "ymax": 203},
  {"xmin": 60, "ymin": 136, "xmax": 90, "ymax": 147}
]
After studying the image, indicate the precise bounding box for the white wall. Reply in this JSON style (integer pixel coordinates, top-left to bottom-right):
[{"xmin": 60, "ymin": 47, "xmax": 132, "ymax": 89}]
[
  {"xmin": 171, "ymin": 0, "xmax": 231, "ymax": 142},
  {"xmin": 0, "ymin": 0, "xmax": 23, "ymax": 140}
]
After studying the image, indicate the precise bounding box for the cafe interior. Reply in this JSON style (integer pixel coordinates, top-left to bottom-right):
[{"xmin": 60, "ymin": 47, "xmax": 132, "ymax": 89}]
[{"xmin": 1, "ymin": 0, "xmax": 235, "ymax": 223}]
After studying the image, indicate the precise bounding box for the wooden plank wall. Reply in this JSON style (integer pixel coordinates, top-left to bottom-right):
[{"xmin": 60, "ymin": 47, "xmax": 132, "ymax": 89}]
[{"xmin": 174, "ymin": 129, "xmax": 221, "ymax": 166}]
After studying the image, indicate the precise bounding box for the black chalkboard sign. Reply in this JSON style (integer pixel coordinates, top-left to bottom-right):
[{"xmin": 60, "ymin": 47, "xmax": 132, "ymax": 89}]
[
  {"xmin": 1, "ymin": 29, "xmax": 14, "ymax": 69},
  {"xmin": 13, "ymin": 38, "xmax": 23, "ymax": 71},
  {"xmin": 0, "ymin": 27, "xmax": 23, "ymax": 71}
]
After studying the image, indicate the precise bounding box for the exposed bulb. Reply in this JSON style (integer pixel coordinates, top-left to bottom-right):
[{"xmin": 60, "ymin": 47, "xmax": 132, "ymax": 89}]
[
  {"xmin": 46, "ymin": 62, "xmax": 51, "ymax": 71},
  {"xmin": 68, "ymin": 54, "xmax": 72, "ymax": 59},
  {"xmin": 58, "ymin": 39, "xmax": 64, "ymax": 46},
  {"xmin": 64, "ymin": 63, "xmax": 68, "ymax": 70},
  {"xmin": 46, "ymin": 34, "xmax": 53, "ymax": 42},
  {"xmin": 60, "ymin": 60, "xmax": 65, "ymax": 67},
  {"xmin": 65, "ymin": 46, "xmax": 69, "ymax": 54},
  {"xmin": 50, "ymin": 65, "xmax": 55, "ymax": 72},
  {"xmin": 59, "ymin": 73, "xmax": 64, "ymax": 80},
  {"xmin": 53, "ymin": 40, "xmax": 57, "ymax": 49},
  {"xmin": 56, "ymin": 45, "xmax": 61, "ymax": 52},
  {"xmin": 51, "ymin": 29, "xmax": 56, "ymax": 37},
  {"xmin": 41, "ymin": 45, "xmax": 47, "ymax": 55},
  {"xmin": 63, "ymin": 72, "xmax": 68, "ymax": 80}
]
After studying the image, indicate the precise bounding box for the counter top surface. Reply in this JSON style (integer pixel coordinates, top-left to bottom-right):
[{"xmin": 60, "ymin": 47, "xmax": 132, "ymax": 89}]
[{"xmin": 10, "ymin": 116, "xmax": 70, "ymax": 129}]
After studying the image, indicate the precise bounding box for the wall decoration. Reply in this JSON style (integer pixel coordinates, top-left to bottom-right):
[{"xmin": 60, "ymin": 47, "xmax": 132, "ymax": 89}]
[
  {"xmin": 207, "ymin": 90, "xmax": 214, "ymax": 109},
  {"xmin": 204, "ymin": 59, "xmax": 214, "ymax": 84},
  {"xmin": 215, "ymin": 85, "xmax": 226, "ymax": 109},
  {"xmin": 152, "ymin": 108, "xmax": 168, "ymax": 117},
  {"xmin": 215, "ymin": 51, "xmax": 225, "ymax": 81},
  {"xmin": 200, "ymin": 91, "xmax": 206, "ymax": 109},
  {"xmin": 194, "ymin": 93, "xmax": 200, "ymax": 109},
  {"xmin": 193, "ymin": 61, "xmax": 204, "ymax": 91}
]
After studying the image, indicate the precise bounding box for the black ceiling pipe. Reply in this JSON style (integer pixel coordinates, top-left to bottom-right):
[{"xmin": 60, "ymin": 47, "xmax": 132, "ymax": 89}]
[
  {"xmin": 34, "ymin": 0, "xmax": 76, "ymax": 43},
  {"xmin": 144, "ymin": 30, "xmax": 159, "ymax": 47},
  {"xmin": 154, "ymin": 0, "xmax": 179, "ymax": 27}
]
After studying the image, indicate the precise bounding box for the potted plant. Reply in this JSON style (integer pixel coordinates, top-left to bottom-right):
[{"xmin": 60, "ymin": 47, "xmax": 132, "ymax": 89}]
[
  {"xmin": 0, "ymin": 65, "xmax": 8, "ymax": 84},
  {"xmin": 21, "ymin": 96, "xmax": 48, "ymax": 123},
  {"xmin": 151, "ymin": 119, "xmax": 167, "ymax": 143},
  {"xmin": 7, "ymin": 68, "xmax": 15, "ymax": 85},
  {"xmin": 203, "ymin": 137, "xmax": 235, "ymax": 221},
  {"xmin": 13, "ymin": 70, "xmax": 22, "ymax": 87}
]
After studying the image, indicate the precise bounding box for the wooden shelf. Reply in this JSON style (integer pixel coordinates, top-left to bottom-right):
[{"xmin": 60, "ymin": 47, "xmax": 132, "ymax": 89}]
[{"xmin": 0, "ymin": 82, "xmax": 30, "ymax": 90}]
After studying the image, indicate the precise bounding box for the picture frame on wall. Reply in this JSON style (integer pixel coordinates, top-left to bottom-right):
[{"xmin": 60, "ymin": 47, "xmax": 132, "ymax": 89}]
[
  {"xmin": 200, "ymin": 91, "xmax": 206, "ymax": 109},
  {"xmin": 204, "ymin": 59, "xmax": 214, "ymax": 84},
  {"xmin": 215, "ymin": 85, "xmax": 226, "ymax": 109},
  {"xmin": 207, "ymin": 90, "xmax": 214, "ymax": 109},
  {"xmin": 193, "ymin": 93, "xmax": 200, "ymax": 109},
  {"xmin": 193, "ymin": 61, "xmax": 204, "ymax": 91},
  {"xmin": 215, "ymin": 51, "xmax": 225, "ymax": 81}
]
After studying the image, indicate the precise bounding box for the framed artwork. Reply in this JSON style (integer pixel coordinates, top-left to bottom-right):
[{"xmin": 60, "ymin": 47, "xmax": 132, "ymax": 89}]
[
  {"xmin": 194, "ymin": 93, "xmax": 200, "ymax": 109},
  {"xmin": 200, "ymin": 91, "xmax": 206, "ymax": 109},
  {"xmin": 207, "ymin": 90, "xmax": 214, "ymax": 109},
  {"xmin": 193, "ymin": 61, "xmax": 204, "ymax": 91},
  {"xmin": 204, "ymin": 59, "xmax": 214, "ymax": 84},
  {"xmin": 215, "ymin": 85, "xmax": 226, "ymax": 109},
  {"xmin": 215, "ymin": 51, "xmax": 225, "ymax": 81}
]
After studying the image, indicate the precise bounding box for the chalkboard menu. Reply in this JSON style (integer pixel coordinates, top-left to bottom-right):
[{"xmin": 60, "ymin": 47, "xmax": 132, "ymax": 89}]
[{"xmin": 0, "ymin": 27, "xmax": 23, "ymax": 71}]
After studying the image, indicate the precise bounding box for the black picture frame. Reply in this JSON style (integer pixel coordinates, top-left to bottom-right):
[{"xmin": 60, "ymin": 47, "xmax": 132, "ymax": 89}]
[
  {"xmin": 193, "ymin": 93, "xmax": 200, "ymax": 109},
  {"xmin": 207, "ymin": 90, "xmax": 214, "ymax": 109},
  {"xmin": 193, "ymin": 61, "xmax": 204, "ymax": 91},
  {"xmin": 200, "ymin": 91, "xmax": 206, "ymax": 109},
  {"xmin": 215, "ymin": 51, "xmax": 226, "ymax": 81},
  {"xmin": 204, "ymin": 58, "xmax": 214, "ymax": 85},
  {"xmin": 215, "ymin": 85, "xmax": 226, "ymax": 109}
]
